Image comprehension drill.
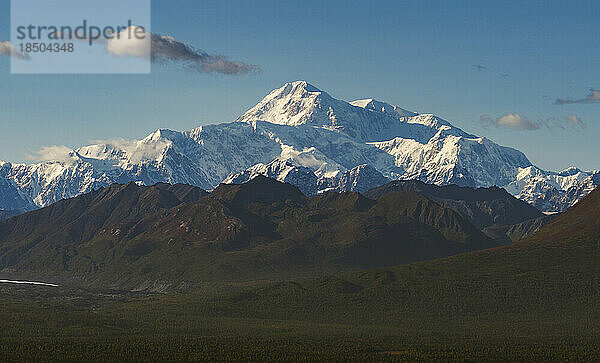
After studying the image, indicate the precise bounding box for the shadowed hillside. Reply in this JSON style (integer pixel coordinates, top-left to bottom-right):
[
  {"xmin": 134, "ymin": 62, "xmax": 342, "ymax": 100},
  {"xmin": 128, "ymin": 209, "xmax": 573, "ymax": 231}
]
[
  {"xmin": 0, "ymin": 210, "xmax": 22, "ymax": 221},
  {"xmin": 366, "ymin": 179, "xmax": 549, "ymax": 243},
  {"xmin": 0, "ymin": 176, "xmax": 498, "ymax": 290}
]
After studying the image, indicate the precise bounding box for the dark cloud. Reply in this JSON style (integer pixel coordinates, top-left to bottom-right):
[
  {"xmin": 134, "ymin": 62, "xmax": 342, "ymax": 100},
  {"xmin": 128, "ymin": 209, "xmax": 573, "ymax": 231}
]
[
  {"xmin": 150, "ymin": 34, "xmax": 260, "ymax": 75},
  {"xmin": 104, "ymin": 27, "xmax": 260, "ymax": 76}
]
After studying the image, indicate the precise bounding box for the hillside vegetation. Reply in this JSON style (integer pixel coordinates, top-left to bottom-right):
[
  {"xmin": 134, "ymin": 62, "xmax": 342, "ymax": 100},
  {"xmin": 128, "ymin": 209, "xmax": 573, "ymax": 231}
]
[{"xmin": 1, "ymin": 186, "xmax": 599, "ymax": 360}]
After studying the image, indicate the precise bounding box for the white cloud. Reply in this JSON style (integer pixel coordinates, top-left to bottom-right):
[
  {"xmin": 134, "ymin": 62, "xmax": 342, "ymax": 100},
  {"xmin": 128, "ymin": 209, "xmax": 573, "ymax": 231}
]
[
  {"xmin": 105, "ymin": 26, "xmax": 151, "ymax": 58},
  {"xmin": 27, "ymin": 145, "xmax": 75, "ymax": 163},
  {"xmin": 26, "ymin": 136, "xmax": 171, "ymax": 165},
  {"xmin": 496, "ymin": 113, "xmax": 541, "ymax": 130},
  {"xmin": 480, "ymin": 113, "xmax": 542, "ymax": 131},
  {"xmin": 84, "ymin": 137, "xmax": 172, "ymax": 164},
  {"xmin": 0, "ymin": 41, "xmax": 31, "ymax": 60}
]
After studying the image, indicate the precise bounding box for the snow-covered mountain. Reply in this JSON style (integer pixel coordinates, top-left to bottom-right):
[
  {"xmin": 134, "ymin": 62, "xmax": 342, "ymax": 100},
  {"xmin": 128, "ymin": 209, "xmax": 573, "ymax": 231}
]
[
  {"xmin": 1, "ymin": 81, "xmax": 597, "ymax": 213},
  {"xmin": 505, "ymin": 166, "xmax": 600, "ymax": 212},
  {"xmin": 224, "ymin": 159, "xmax": 390, "ymax": 196},
  {"xmin": 0, "ymin": 176, "xmax": 36, "ymax": 214}
]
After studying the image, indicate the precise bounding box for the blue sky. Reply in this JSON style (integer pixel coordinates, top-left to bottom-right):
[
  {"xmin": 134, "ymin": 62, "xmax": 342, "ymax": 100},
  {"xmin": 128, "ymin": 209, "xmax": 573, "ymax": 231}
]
[{"xmin": 1, "ymin": 0, "xmax": 599, "ymax": 171}]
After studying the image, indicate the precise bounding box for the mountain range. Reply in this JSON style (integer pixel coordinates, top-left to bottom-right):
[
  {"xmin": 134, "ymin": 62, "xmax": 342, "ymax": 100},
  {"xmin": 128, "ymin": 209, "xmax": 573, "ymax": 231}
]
[
  {"xmin": 1, "ymin": 81, "xmax": 598, "ymax": 214},
  {"xmin": 0, "ymin": 175, "xmax": 557, "ymax": 290}
]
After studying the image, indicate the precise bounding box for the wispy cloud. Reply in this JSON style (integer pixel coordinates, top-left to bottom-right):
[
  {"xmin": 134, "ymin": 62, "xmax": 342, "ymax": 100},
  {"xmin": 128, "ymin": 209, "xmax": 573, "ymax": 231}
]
[
  {"xmin": 105, "ymin": 26, "xmax": 260, "ymax": 75},
  {"xmin": 86, "ymin": 137, "xmax": 171, "ymax": 164},
  {"xmin": 0, "ymin": 41, "xmax": 31, "ymax": 60},
  {"xmin": 26, "ymin": 137, "xmax": 171, "ymax": 164},
  {"xmin": 26, "ymin": 145, "xmax": 74, "ymax": 163},
  {"xmin": 480, "ymin": 113, "xmax": 586, "ymax": 131},
  {"xmin": 554, "ymin": 89, "xmax": 600, "ymax": 105}
]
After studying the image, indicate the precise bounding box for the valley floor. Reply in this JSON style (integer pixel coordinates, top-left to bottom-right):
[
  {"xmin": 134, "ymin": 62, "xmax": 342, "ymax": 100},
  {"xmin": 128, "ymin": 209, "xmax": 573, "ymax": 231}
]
[{"xmin": 1, "ymin": 282, "xmax": 598, "ymax": 362}]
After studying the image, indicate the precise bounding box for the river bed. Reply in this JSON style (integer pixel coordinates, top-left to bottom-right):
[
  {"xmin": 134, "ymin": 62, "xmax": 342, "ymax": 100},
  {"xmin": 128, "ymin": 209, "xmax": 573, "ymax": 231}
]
[{"xmin": 0, "ymin": 279, "xmax": 58, "ymax": 287}]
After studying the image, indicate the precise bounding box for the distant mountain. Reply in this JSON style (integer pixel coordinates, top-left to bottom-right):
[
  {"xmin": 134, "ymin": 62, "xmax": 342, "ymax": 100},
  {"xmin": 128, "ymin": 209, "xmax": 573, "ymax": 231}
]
[
  {"xmin": 0, "ymin": 177, "xmax": 36, "ymax": 219},
  {"xmin": 482, "ymin": 215, "xmax": 557, "ymax": 245},
  {"xmin": 505, "ymin": 166, "xmax": 600, "ymax": 212},
  {"xmin": 237, "ymin": 81, "xmax": 422, "ymax": 142},
  {"xmin": 517, "ymin": 184, "xmax": 600, "ymax": 247},
  {"xmin": 1, "ymin": 81, "xmax": 596, "ymax": 213},
  {"xmin": 225, "ymin": 161, "xmax": 390, "ymax": 196},
  {"xmin": 0, "ymin": 177, "xmax": 498, "ymax": 290},
  {"xmin": 234, "ymin": 81, "xmax": 533, "ymax": 189}
]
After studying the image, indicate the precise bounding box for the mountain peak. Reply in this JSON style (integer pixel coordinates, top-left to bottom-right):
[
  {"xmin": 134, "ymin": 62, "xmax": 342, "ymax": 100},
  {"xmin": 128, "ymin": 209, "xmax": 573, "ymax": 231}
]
[
  {"xmin": 211, "ymin": 175, "xmax": 306, "ymax": 206},
  {"xmin": 558, "ymin": 167, "xmax": 583, "ymax": 177},
  {"xmin": 236, "ymin": 81, "xmax": 450, "ymax": 142},
  {"xmin": 143, "ymin": 128, "xmax": 182, "ymax": 142},
  {"xmin": 285, "ymin": 80, "xmax": 322, "ymax": 93},
  {"xmin": 350, "ymin": 98, "xmax": 417, "ymax": 118},
  {"xmin": 236, "ymin": 81, "xmax": 331, "ymax": 127},
  {"xmin": 261, "ymin": 81, "xmax": 324, "ymax": 102}
]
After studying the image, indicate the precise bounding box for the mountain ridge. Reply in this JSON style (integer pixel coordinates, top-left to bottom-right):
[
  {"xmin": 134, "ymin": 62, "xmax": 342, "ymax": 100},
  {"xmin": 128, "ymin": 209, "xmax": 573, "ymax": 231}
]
[{"xmin": 0, "ymin": 177, "xmax": 499, "ymax": 290}]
